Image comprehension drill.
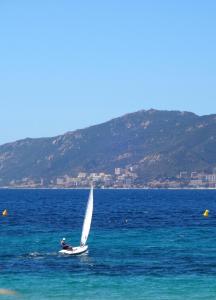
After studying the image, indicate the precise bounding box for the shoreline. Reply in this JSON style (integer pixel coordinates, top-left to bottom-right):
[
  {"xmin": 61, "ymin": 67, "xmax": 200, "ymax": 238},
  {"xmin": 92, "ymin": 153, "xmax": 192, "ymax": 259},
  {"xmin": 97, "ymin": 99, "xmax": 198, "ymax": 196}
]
[{"xmin": 0, "ymin": 187, "xmax": 216, "ymax": 190}]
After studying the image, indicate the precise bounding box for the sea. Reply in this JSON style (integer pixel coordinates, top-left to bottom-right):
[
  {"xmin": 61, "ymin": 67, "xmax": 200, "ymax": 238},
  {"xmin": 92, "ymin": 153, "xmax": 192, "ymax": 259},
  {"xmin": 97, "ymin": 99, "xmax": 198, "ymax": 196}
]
[{"xmin": 1, "ymin": 189, "xmax": 216, "ymax": 300}]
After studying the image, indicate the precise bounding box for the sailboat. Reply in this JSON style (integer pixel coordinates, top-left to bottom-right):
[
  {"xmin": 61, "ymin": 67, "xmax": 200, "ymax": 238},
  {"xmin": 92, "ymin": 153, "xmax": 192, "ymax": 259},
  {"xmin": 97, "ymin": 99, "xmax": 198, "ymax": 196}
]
[{"xmin": 59, "ymin": 186, "xmax": 94, "ymax": 255}]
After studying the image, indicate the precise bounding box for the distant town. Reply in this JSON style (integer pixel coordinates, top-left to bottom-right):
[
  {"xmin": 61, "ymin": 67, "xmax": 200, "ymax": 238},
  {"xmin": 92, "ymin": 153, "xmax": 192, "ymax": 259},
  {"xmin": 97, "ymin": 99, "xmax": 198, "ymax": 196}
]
[{"xmin": 4, "ymin": 167, "xmax": 216, "ymax": 189}]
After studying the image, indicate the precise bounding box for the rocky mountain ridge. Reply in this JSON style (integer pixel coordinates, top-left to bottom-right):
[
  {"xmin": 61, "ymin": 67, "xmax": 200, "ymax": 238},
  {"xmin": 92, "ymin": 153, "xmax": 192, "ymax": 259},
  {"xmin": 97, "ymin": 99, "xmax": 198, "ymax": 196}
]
[{"xmin": 0, "ymin": 109, "xmax": 216, "ymax": 186}]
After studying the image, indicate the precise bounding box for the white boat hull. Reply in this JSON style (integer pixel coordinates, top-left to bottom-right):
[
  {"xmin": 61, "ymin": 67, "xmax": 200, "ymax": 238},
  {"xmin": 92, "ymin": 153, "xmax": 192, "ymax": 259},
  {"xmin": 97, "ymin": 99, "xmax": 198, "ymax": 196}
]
[{"xmin": 59, "ymin": 245, "xmax": 88, "ymax": 255}]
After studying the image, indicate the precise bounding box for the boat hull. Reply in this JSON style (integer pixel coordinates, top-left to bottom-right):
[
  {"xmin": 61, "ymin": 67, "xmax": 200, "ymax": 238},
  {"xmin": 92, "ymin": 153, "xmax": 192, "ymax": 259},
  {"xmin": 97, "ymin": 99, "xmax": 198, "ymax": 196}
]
[{"xmin": 59, "ymin": 245, "xmax": 88, "ymax": 255}]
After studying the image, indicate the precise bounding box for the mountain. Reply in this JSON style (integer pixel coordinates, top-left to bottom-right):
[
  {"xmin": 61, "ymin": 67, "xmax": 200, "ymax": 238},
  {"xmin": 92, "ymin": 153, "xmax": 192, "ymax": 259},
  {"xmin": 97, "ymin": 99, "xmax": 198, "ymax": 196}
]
[{"xmin": 0, "ymin": 109, "xmax": 216, "ymax": 186}]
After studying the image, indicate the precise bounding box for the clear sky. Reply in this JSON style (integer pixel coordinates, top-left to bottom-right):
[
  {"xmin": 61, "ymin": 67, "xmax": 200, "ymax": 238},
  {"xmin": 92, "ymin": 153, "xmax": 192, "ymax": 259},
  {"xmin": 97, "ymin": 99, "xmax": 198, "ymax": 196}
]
[{"xmin": 0, "ymin": 1, "xmax": 216, "ymax": 144}]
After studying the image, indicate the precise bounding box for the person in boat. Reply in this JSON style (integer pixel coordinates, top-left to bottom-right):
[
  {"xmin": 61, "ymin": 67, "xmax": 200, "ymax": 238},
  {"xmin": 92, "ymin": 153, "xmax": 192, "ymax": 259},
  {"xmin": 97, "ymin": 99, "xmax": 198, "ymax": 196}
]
[{"xmin": 61, "ymin": 238, "xmax": 73, "ymax": 250}]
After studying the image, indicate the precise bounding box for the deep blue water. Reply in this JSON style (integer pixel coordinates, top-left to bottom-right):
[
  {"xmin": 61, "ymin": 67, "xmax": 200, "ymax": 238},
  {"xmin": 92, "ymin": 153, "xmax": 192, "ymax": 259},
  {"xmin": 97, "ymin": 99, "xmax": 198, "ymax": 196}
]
[{"xmin": 1, "ymin": 189, "xmax": 216, "ymax": 299}]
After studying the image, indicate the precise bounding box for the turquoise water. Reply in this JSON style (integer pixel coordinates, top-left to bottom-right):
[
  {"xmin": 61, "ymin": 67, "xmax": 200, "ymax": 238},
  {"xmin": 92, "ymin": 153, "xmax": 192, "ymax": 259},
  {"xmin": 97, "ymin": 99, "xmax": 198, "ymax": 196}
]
[{"xmin": 1, "ymin": 189, "xmax": 216, "ymax": 299}]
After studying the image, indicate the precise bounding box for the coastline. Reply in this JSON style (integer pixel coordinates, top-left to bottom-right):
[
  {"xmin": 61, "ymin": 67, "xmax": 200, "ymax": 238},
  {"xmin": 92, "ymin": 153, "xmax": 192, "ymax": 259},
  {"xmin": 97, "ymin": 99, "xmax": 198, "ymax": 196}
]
[{"xmin": 0, "ymin": 186, "xmax": 216, "ymax": 190}]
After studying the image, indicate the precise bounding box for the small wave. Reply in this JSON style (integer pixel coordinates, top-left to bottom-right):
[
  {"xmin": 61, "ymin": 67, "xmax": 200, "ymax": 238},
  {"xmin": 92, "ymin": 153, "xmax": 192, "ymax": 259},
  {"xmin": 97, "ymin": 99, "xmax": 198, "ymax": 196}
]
[
  {"xmin": 25, "ymin": 251, "xmax": 59, "ymax": 259},
  {"xmin": 29, "ymin": 252, "xmax": 41, "ymax": 257}
]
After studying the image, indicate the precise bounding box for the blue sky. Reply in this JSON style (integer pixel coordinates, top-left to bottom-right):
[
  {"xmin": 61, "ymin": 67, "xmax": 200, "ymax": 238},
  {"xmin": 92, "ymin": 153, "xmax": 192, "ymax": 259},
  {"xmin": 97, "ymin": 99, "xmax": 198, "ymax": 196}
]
[{"xmin": 0, "ymin": 1, "xmax": 215, "ymax": 144}]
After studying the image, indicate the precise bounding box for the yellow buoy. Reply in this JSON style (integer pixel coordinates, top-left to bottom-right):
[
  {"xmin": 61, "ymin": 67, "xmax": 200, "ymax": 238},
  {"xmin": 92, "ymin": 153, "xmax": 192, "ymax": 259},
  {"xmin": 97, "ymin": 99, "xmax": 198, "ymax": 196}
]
[
  {"xmin": 203, "ymin": 209, "xmax": 209, "ymax": 217},
  {"xmin": 2, "ymin": 209, "xmax": 8, "ymax": 216}
]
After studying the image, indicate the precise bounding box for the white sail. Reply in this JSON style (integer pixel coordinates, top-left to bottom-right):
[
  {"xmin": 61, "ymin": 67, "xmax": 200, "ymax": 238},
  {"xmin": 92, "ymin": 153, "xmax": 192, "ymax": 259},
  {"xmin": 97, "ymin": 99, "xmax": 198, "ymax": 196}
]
[{"xmin": 80, "ymin": 186, "xmax": 93, "ymax": 246}]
